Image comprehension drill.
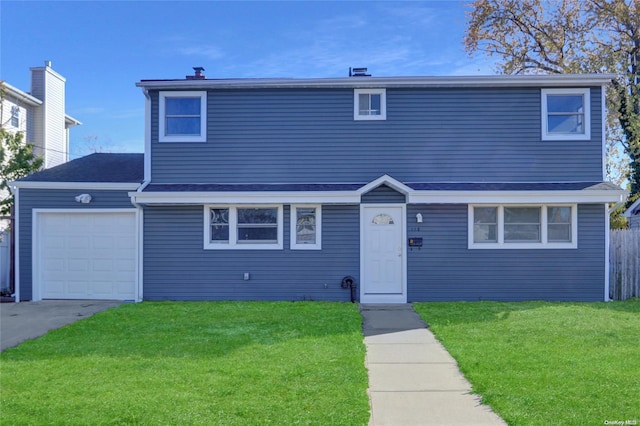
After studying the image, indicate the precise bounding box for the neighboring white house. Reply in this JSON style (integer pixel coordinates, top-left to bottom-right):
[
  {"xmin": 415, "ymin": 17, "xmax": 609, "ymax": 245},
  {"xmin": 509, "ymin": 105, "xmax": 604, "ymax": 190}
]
[
  {"xmin": 1, "ymin": 60, "xmax": 81, "ymax": 231},
  {"xmin": 624, "ymin": 198, "xmax": 640, "ymax": 229}
]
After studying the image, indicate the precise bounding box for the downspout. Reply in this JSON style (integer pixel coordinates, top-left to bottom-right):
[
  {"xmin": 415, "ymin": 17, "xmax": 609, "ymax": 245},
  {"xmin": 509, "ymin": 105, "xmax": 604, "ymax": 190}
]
[{"xmin": 128, "ymin": 87, "xmax": 152, "ymax": 302}]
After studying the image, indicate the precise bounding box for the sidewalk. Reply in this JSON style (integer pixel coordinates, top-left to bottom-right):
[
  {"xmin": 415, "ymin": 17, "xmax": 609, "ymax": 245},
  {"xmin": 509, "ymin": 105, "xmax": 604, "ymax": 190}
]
[{"xmin": 361, "ymin": 304, "xmax": 506, "ymax": 426}]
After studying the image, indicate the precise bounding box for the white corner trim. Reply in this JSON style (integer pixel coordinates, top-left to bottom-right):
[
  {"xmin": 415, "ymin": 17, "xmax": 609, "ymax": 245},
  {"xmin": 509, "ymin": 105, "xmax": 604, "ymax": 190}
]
[
  {"xmin": 604, "ymin": 203, "xmax": 611, "ymax": 301},
  {"xmin": 143, "ymin": 88, "xmax": 152, "ymax": 182},
  {"xmin": 14, "ymin": 187, "xmax": 20, "ymax": 302}
]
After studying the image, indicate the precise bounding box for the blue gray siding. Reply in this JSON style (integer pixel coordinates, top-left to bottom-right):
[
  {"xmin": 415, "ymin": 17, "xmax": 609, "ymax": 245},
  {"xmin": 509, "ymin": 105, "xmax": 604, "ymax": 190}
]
[
  {"xmin": 143, "ymin": 204, "xmax": 359, "ymax": 301},
  {"xmin": 406, "ymin": 204, "xmax": 606, "ymax": 301},
  {"xmin": 17, "ymin": 189, "xmax": 133, "ymax": 301},
  {"xmin": 150, "ymin": 87, "xmax": 603, "ymax": 184}
]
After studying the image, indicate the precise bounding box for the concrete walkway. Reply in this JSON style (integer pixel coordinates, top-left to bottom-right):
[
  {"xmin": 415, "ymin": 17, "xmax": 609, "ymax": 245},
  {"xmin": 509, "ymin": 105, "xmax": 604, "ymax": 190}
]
[
  {"xmin": 361, "ymin": 304, "xmax": 506, "ymax": 426},
  {"xmin": 0, "ymin": 300, "xmax": 122, "ymax": 351}
]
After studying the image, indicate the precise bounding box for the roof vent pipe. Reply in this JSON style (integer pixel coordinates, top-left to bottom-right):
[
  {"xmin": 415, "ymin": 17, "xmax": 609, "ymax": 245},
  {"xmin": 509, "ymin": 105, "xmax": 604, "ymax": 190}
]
[
  {"xmin": 349, "ymin": 67, "xmax": 371, "ymax": 77},
  {"xmin": 186, "ymin": 67, "xmax": 206, "ymax": 80}
]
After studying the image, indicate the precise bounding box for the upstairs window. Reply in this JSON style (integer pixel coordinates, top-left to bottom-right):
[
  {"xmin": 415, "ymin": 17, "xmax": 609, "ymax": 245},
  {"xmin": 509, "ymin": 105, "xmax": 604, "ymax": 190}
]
[
  {"xmin": 354, "ymin": 89, "xmax": 386, "ymax": 120},
  {"xmin": 10, "ymin": 106, "xmax": 20, "ymax": 128},
  {"xmin": 541, "ymin": 88, "xmax": 590, "ymax": 140},
  {"xmin": 159, "ymin": 91, "xmax": 207, "ymax": 142}
]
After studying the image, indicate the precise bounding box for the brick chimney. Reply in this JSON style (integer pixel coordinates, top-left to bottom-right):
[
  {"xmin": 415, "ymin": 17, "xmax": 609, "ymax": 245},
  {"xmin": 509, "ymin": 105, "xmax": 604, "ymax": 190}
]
[{"xmin": 186, "ymin": 67, "xmax": 205, "ymax": 80}]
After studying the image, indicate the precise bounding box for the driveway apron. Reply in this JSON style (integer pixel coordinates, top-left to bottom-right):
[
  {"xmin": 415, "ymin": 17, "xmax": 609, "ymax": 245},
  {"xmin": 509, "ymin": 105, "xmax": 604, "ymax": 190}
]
[
  {"xmin": 361, "ymin": 304, "xmax": 506, "ymax": 426},
  {"xmin": 0, "ymin": 300, "xmax": 122, "ymax": 351}
]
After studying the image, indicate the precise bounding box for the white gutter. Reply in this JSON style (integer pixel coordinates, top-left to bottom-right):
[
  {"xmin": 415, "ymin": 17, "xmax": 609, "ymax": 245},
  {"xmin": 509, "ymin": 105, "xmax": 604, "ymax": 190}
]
[{"xmin": 136, "ymin": 74, "xmax": 618, "ymax": 90}]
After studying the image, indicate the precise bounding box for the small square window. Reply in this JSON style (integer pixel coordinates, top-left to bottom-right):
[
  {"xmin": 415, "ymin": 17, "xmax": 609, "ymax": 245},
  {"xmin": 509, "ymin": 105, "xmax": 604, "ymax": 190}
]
[
  {"xmin": 542, "ymin": 89, "xmax": 590, "ymax": 140},
  {"xmin": 354, "ymin": 89, "xmax": 386, "ymax": 120},
  {"xmin": 291, "ymin": 205, "xmax": 322, "ymax": 250},
  {"xmin": 159, "ymin": 91, "xmax": 207, "ymax": 142}
]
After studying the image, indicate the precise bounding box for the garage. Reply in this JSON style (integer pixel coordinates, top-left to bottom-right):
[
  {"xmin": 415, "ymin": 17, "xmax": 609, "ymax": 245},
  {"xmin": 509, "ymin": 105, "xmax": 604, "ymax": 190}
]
[{"xmin": 34, "ymin": 210, "xmax": 137, "ymax": 300}]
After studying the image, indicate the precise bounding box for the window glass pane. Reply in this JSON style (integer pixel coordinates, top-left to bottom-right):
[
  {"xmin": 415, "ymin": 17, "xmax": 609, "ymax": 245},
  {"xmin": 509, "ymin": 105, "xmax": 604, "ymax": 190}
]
[
  {"xmin": 165, "ymin": 97, "xmax": 201, "ymax": 115},
  {"xmin": 474, "ymin": 224, "xmax": 497, "ymax": 242},
  {"xmin": 504, "ymin": 224, "xmax": 541, "ymax": 242},
  {"xmin": 547, "ymin": 95, "xmax": 583, "ymax": 113},
  {"xmin": 237, "ymin": 227, "xmax": 278, "ymax": 242},
  {"xmin": 548, "ymin": 115, "xmax": 583, "ymax": 134},
  {"xmin": 504, "ymin": 207, "xmax": 540, "ymax": 242},
  {"xmin": 369, "ymin": 94, "xmax": 381, "ymax": 115},
  {"xmin": 372, "ymin": 214, "xmax": 394, "ymax": 225},
  {"xmin": 296, "ymin": 208, "xmax": 316, "ymax": 244},
  {"xmin": 504, "ymin": 207, "xmax": 540, "ymax": 224},
  {"xmin": 474, "ymin": 207, "xmax": 497, "ymax": 224},
  {"xmin": 548, "ymin": 224, "xmax": 571, "ymax": 242},
  {"xmin": 359, "ymin": 94, "xmax": 370, "ymax": 115},
  {"xmin": 237, "ymin": 208, "xmax": 277, "ymax": 224},
  {"xmin": 210, "ymin": 209, "xmax": 229, "ymax": 241},
  {"xmin": 548, "ymin": 207, "xmax": 571, "ymax": 224},
  {"xmin": 166, "ymin": 117, "xmax": 201, "ymax": 135}
]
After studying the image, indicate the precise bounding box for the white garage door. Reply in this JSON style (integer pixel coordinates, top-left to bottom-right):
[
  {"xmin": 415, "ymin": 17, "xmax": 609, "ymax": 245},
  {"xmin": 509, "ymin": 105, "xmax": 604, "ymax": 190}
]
[{"xmin": 35, "ymin": 211, "xmax": 137, "ymax": 300}]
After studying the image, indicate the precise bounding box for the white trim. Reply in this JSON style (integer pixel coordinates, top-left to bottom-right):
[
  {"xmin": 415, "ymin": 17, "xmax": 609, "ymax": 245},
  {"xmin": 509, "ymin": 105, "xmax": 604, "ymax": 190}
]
[
  {"xmin": 408, "ymin": 189, "xmax": 624, "ymax": 204},
  {"xmin": 204, "ymin": 205, "xmax": 284, "ymax": 250},
  {"xmin": 468, "ymin": 204, "xmax": 578, "ymax": 249},
  {"xmin": 31, "ymin": 209, "xmax": 138, "ymax": 301},
  {"xmin": 131, "ymin": 191, "xmax": 360, "ymax": 205},
  {"xmin": 602, "ymin": 85, "xmax": 607, "ymax": 180},
  {"xmin": 354, "ymin": 88, "xmax": 386, "ymax": 120},
  {"xmin": 136, "ymin": 74, "xmax": 616, "ymax": 90},
  {"xmin": 14, "ymin": 188, "xmax": 20, "ymax": 302},
  {"xmin": 358, "ymin": 174, "xmax": 412, "ymax": 196},
  {"xmin": 290, "ymin": 205, "xmax": 322, "ymax": 250},
  {"xmin": 11, "ymin": 181, "xmax": 141, "ymax": 190},
  {"xmin": 159, "ymin": 91, "xmax": 207, "ymax": 143},
  {"xmin": 360, "ymin": 204, "xmax": 407, "ymax": 303},
  {"xmin": 143, "ymin": 88, "xmax": 152, "ymax": 182},
  {"xmin": 136, "ymin": 207, "xmax": 144, "ymax": 302},
  {"xmin": 541, "ymin": 88, "xmax": 591, "ymax": 141}
]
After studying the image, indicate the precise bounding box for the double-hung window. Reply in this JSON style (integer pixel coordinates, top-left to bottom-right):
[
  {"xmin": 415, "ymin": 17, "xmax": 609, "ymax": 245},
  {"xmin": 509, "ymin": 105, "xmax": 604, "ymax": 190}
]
[
  {"xmin": 205, "ymin": 205, "xmax": 283, "ymax": 250},
  {"xmin": 290, "ymin": 205, "xmax": 322, "ymax": 250},
  {"xmin": 469, "ymin": 205, "xmax": 576, "ymax": 249},
  {"xmin": 354, "ymin": 89, "xmax": 386, "ymax": 120},
  {"xmin": 541, "ymin": 88, "xmax": 590, "ymax": 140},
  {"xmin": 159, "ymin": 91, "xmax": 207, "ymax": 142},
  {"xmin": 10, "ymin": 106, "xmax": 20, "ymax": 128}
]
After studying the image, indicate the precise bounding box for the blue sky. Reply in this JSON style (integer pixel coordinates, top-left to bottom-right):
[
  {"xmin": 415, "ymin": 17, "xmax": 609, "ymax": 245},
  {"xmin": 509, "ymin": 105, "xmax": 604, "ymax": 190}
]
[{"xmin": 1, "ymin": 0, "xmax": 493, "ymax": 158}]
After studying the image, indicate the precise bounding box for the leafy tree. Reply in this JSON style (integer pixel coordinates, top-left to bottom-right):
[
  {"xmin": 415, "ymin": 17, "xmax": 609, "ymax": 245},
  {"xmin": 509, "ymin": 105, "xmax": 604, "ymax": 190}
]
[
  {"xmin": 464, "ymin": 0, "xmax": 640, "ymax": 201},
  {"xmin": 0, "ymin": 129, "xmax": 43, "ymax": 216}
]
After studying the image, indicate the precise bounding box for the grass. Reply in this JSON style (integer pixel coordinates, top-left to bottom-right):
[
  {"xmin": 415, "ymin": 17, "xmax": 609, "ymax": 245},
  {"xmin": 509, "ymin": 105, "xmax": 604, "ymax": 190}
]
[
  {"xmin": 413, "ymin": 300, "xmax": 640, "ymax": 426},
  {"xmin": 0, "ymin": 302, "xmax": 370, "ymax": 425}
]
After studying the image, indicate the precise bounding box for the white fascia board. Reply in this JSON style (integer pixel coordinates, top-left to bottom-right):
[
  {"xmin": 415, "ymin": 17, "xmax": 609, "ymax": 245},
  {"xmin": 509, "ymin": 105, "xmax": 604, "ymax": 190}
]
[
  {"xmin": 136, "ymin": 74, "xmax": 617, "ymax": 91},
  {"xmin": 130, "ymin": 191, "xmax": 361, "ymax": 205},
  {"xmin": 3, "ymin": 82, "xmax": 43, "ymax": 106},
  {"xmin": 65, "ymin": 115, "xmax": 82, "ymax": 127},
  {"xmin": 408, "ymin": 189, "xmax": 626, "ymax": 204},
  {"xmin": 358, "ymin": 174, "xmax": 413, "ymax": 195},
  {"xmin": 10, "ymin": 181, "xmax": 142, "ymax": 191}
]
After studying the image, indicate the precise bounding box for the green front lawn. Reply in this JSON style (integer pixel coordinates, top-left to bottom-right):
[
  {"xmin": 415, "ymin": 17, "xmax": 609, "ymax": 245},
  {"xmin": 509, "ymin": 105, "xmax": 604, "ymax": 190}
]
[
  {"xmin": 0, "ymin": 302, "xmax": 370, "ymax": 425},
  {"xmin": 414, "ymin": 300, "xmax": 640, "ymax": 426}
]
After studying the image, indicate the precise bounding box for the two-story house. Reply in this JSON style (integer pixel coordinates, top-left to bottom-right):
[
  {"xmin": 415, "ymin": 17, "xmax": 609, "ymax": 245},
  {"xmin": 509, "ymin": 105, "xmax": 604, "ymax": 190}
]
[{"xmin": 10, "ymin": 68, "xmax": 625, "ymax": 303}]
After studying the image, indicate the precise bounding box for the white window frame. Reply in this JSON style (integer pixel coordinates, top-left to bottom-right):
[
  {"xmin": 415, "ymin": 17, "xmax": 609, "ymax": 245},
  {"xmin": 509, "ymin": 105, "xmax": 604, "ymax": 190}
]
[
  {"xmin": 468, "ymin": 204, "xmax": 577, "ymax": 249},
  {"xmin": 10, "ymin": 106, "xmax": 20, "ymax": 128},
  {"xmin": 290, "ymin": 205, "xmax": 322, "ymax": 250},
  {"xmin": 159, "ymin": 91, "xmax": 207, "ymax": 142},
  {"xmin": 204, "ymin": 205, "xmax": 283, "ymax": 250},
  {"xmin": 541, "ymin": 88, "xmax": 590, "ymax": 141},
  {"xmin": 354, "ymin": 88, "xmax": 386, "ymax": 120}
]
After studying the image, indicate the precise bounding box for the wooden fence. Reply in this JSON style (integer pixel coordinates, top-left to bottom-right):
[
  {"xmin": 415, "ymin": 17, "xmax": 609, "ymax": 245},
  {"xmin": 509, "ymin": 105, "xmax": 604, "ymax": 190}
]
[{"xmin": 609, "ymin": 229, "xmax": 640, "ymax": 300}]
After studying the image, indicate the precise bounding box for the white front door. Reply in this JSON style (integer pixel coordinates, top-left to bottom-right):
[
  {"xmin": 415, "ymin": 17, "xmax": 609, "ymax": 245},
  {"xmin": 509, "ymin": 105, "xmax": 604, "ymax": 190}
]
[{"xmin": 361, "ymin": 205, "xmax": 406, "ymax": 303}]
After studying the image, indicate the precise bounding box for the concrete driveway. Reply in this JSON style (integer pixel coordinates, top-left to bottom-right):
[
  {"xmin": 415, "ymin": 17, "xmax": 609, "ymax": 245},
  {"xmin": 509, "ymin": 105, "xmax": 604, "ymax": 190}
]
[{"xmin": 0, "ymin": 300, "xmax": 122, "ymax": 351}]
